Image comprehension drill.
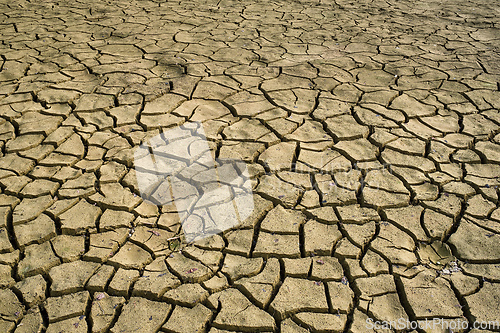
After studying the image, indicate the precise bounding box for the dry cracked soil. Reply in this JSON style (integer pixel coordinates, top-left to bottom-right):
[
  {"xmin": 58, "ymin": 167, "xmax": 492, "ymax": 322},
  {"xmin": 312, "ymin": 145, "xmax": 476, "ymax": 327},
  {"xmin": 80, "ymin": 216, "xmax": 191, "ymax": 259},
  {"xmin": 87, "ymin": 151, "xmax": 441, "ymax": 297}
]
[{"xmin": 0, "ymin": 0, "xmax": 499, "ymax": 332}]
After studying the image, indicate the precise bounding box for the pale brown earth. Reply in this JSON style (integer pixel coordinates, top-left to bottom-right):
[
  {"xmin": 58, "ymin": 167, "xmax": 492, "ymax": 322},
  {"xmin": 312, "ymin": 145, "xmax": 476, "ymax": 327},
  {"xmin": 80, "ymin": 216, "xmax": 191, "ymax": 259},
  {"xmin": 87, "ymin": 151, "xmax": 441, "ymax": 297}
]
[{"xmin": 0, "ymin": 0, "xmax": 499, "ymax": 332}]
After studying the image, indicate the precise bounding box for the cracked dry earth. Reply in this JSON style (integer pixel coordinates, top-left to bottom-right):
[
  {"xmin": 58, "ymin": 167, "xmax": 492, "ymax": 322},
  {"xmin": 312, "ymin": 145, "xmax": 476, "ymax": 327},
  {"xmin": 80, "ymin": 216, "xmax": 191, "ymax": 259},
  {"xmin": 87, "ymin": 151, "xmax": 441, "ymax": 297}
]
[{"xmin": 0, "ymin": 0, "xmax": 500, "ymax": 332}]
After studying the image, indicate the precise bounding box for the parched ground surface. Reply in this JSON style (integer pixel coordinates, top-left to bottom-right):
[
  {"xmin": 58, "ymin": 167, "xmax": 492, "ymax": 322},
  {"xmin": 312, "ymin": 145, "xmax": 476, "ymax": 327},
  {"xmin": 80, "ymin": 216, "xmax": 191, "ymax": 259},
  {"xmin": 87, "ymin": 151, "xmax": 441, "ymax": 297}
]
[{"xmin": 0, "ymin": 0, "xmax": 499, "ymax": 332}]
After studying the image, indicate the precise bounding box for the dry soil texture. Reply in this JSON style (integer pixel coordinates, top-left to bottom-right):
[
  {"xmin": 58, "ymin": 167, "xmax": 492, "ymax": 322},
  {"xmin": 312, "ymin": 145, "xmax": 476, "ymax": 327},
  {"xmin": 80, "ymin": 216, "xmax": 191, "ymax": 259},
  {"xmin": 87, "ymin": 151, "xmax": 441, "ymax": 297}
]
[{"xmin": 0, "ymin": 0, "xmax": 499, "ymax": 332}]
